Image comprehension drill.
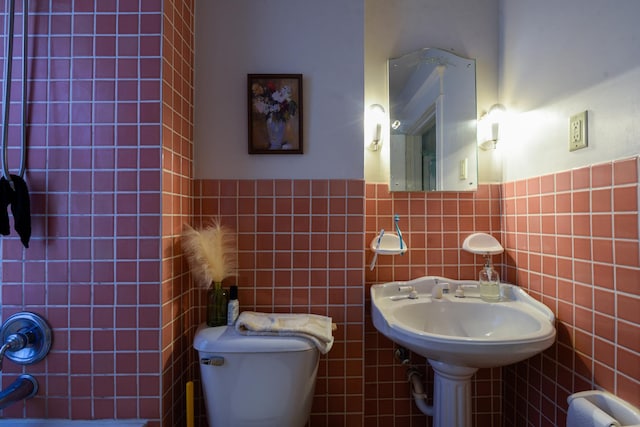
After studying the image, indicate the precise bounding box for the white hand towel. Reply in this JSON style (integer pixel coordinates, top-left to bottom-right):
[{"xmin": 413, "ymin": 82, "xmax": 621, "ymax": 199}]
[
  {"xmin": 567, "ymin": 396, "xmax": 621, "ymax": 427},
  {"xmin": 235, "ymin": 311, "xmax": 335, "ymax": 354}
]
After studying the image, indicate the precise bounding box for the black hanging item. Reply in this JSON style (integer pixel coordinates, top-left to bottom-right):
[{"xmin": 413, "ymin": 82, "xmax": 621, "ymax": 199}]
[
  {"xmin": 1, "ymin": 0, "xmax": 30, "ymax": 248},
  {"xmin": 0, "ymin": 175, "xmax": 30, "ymax": 247},
  {"xmin": 0, "ymin": 177, "xmax": 10, "ymax": 236},
  {"xmin": 7, "ymin": 174, "xmax": 30, "ymax": 247}
]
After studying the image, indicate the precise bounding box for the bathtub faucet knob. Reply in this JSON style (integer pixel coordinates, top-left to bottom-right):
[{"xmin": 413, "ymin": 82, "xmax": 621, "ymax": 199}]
[{"xmin": 0, "ymin": 312, "xmax": 52, "ymax": 371}]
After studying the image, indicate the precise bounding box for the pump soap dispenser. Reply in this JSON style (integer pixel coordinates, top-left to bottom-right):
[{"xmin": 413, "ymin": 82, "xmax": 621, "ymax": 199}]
[
  {"xmin": 462, "ymin": 233, "xmax": 505, "ymax": 302},
  {"xmin": 479, "ymin": 254, "xmax": 500, "ymax": 301}
]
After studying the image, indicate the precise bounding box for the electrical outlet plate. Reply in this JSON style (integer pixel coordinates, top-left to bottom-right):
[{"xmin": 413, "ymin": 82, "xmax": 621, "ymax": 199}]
[{"xmin": 569, "ymin": 111, "xmax": 588, "ymax": 151}]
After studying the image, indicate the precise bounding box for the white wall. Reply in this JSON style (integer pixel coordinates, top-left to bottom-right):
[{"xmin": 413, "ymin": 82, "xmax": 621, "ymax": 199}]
[
  {"xmin": 194, "ymin": 0, "xmax": 364, "ymax": 180},
  {"xmin": 364, "ymin": 0, "xmax": 500, "ymax": 184},
  {"xmin": 499, "ymin": 0, "xmax": 640, "ymax": 182},
  {"xmin": 194, "ymin": 0, "xmax": 640, "ymax": 184}
]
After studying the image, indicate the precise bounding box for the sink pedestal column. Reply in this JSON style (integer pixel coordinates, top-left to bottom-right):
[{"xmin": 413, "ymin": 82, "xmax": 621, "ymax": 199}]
[{"xmin": 429, "ymin": 360, "xmax": 478, "ymax": 427}]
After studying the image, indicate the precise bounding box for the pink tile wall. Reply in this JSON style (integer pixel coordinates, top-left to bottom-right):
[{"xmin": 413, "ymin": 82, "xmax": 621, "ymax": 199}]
[
  {"xmin": 161, "ymin": 0, "xmax": 195, "ymax": 426},
  {"xmin": 193, "ymin": 179, "xmax": 366, "ymax": 427},
  {"xmin": 501, "ymin": 157, "xmax": 640, "ymax": 427},
  {"xmin": 1, "ymin": 3, "xmax": 635, "ymax": 427},
  {"xmin": 364, "ymin": 184, "xmax": 504, "ymax": 427},
  {"xmin": 186, "ymin": 160, "xmax": 639, "ymax": 427},
  {"xmin": 0, "ymin": 1, "xmax": 164, "ymax": 423},
  {"xmin": 364, "ymin": 160, "xmax": 639, "ymax": 427}
]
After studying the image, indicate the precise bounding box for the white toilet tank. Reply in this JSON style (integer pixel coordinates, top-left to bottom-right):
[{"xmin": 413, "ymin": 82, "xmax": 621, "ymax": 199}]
[{"xmin": 194, "ymin": 324, "xmax": 320, "ymax": 427}]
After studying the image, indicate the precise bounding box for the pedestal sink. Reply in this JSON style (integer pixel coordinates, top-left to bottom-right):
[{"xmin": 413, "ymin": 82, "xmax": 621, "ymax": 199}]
[{"xmin": 370, "ymin": 276, "xmax": 556, "ymax": 427}]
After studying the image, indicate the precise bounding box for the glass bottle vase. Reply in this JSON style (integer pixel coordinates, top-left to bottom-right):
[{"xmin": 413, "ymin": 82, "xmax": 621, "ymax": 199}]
[{"xmin": 207, "ymin": 282, "xmax": 229, "ymax": 327}]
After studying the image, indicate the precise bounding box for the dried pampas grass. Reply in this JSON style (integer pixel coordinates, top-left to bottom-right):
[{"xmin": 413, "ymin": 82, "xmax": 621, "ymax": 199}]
[{"xmin": 182, "ymin": 220, "xmax": 237, "ymax": 287}]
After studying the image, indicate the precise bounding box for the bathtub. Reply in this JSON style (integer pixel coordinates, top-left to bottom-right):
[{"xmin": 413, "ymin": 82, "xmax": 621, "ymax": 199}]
[{"xmin": 0, "ymin": 421, "xmax": 147, "ymax": 426}]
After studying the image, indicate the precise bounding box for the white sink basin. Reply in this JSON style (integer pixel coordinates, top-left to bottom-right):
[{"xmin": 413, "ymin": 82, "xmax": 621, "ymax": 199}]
[
  {"xmin": 371, "ymin": 276, "xmax": 556, "ymax": 426},
  {"xmin": 371, "ymin": 276, "xmax": 556, "ymax": 368}
]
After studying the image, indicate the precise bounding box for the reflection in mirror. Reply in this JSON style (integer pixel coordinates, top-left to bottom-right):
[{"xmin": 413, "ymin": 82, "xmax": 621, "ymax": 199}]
[{"xmin": 389, "ymin": 48, "xmax": 477, "ymax": 192}]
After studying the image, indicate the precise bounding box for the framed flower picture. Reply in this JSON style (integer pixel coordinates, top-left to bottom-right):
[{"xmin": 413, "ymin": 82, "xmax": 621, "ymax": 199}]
[{"xmin": 248, "ymin": 74, "xmax": 303, "ymax": 154}]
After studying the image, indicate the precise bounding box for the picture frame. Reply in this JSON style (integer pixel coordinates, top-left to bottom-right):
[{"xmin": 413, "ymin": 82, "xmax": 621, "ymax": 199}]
[{"xmin": 248, "ymin": 74, "xmax": 303, "ymax": 154}]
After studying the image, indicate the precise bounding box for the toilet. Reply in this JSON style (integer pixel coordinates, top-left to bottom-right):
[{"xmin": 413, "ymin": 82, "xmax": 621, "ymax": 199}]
[
  {"xmin": 567, "ymin": 390, "xmax": 640, "ymax": 427},
  {"xmin": 194, "ymin": 324, "xmax": 319, "ymax": 427}
]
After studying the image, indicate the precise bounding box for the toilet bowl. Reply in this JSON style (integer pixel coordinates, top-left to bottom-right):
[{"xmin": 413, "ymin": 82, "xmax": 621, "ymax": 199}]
[{"xmin": 194, "ymin": 324, "xmax": 319, "ymax": 427}]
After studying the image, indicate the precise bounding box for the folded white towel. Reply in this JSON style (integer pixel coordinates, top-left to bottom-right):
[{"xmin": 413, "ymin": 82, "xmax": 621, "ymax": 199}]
[{"xmin": 235, "ymin": 311, "xmax": 335, "ymax": 354}]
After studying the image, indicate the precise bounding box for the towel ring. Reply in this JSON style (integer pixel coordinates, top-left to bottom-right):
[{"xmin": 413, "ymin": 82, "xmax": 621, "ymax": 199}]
[{"xmin": 1, "ymin": 0, "xmax": 28, "ymax": 189}]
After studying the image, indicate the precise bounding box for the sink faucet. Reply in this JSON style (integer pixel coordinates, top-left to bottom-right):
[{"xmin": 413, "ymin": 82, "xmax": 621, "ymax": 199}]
[{"xmin": 431, "ymin": 281, "xmax": 450, "ymax": 299}]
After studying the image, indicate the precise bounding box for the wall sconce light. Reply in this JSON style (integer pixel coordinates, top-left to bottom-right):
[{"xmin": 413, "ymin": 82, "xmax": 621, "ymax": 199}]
[
  {"xmin": 478, "ymin": 104, "xmax": 506, "ymax": 150},
  {"xmin": 367, "ymin": 104, "xmax": 385, "ymax": 151}
]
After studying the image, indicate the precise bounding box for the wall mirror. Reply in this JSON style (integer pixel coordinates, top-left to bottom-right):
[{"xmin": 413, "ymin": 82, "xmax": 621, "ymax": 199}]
[{"xmin": 388, "ymin": 48, "xmax": 477, "ymax": 192}]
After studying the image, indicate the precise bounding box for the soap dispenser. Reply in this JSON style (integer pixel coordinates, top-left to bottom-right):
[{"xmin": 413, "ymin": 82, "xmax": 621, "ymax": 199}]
[
  {"xmin": 462, "ymin": 233, "xmax": 504, "ymax": 302},
  {"xmin": 479, "ymin": 254, "xmax": 500, "ymax": 302}
]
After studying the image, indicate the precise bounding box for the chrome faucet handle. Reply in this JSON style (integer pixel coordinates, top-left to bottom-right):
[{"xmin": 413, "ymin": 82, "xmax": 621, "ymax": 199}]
[
  {"xmin": 398, "ymin": 285, "xmax": 418, "ymax": 298},
  {"xmin": 0, "ymin": 333, "xmax": 27, "ymax": 371},
  {"xmin": 0, "ymin": 343, "xmax": 9, "ymax": 371},
  {"xmin": 391, "ymin": 285, "xmax": 418, "ymax": 300},
  {"xmin": 6, "ymin": 333, "xmax": 28, "ymax": 350}
]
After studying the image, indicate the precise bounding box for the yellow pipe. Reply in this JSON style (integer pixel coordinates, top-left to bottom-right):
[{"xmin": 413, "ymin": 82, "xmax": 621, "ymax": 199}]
[{"xmin": 186, "ymin": 381, "xmax": 194, "ymax": 427}]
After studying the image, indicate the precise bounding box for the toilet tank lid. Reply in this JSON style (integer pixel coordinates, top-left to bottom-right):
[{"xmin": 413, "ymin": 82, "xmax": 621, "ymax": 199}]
[{"xmin": 193, "ymin": 324, "xmax": 315, "ymax": 353}]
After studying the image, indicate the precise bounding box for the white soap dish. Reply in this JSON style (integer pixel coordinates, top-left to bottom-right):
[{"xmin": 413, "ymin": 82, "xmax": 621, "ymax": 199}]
[
  {"xmin": 370, "ymin": 232, "xmax": 408, "ymax": 255},
  {"xmin": 462, "ymin": 232, "xmax": 504, "ymax": 255}
]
